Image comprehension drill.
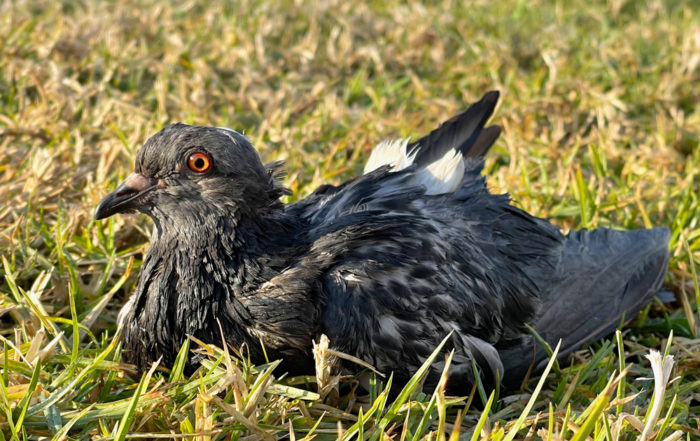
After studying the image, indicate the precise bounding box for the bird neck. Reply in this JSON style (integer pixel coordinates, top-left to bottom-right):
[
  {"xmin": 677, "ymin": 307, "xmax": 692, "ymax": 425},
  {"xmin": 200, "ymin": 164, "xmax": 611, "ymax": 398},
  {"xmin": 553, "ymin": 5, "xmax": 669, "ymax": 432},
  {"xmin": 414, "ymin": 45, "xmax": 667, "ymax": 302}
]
[
  {"xmin": 155, "ymin": 204, "xmax": 298, "ymax": 289},
  {"xmin": 120, "ymin": 206, "xmax": 302, "ymax": 370}
]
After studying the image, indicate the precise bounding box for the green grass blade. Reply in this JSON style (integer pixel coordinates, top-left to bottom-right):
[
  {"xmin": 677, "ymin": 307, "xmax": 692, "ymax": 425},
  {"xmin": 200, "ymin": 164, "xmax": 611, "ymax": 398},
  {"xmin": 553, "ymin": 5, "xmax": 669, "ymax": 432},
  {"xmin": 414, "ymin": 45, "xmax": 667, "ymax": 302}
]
[
  {"xmin": 686, "ymin": 238, "xmax": 700, "ymax": 329},
  {"xmin": 655, "ymin": 394, "xmax": 678, "ymax": 441},
  {"xmin": 574, "ymin": 166, "xmax": 591, "ymax": 228},
  {"xmin": 410, "ymin": 390, "xmax": 438, "ymax": 441},
  {"xmin": 503, "ymin": 340, "xmax": 561, "ymax": 441},
  {"xmin": 169, "ymin": 338, "xmax": 191, "ymax": 383},
  {"xmin": 44, "ymin": 402, "xmax": 63, "ymax": 435},
  {"xmin": 0, "ymin": 371, "xmax": 19, "ymax": 440},
  {"xmin": 469, "ymin": 391, "xmax": 495, "ymax": 441},
  {"xmin": 12, "ymin": 358, "xmax": 41, "ymax": 430},
  {"xmin": 570, "ymin": 369, "xmax": 627, "ymax": 441},
  {"xmin": 372, "ymin": 333, "xmax": 453, "ymax": 440},
  {"xmin": 615, "ymin": 330, "xmax": 626, "ymax": 416},
  {"xmin": 50, "ymin": 404, "xmax": 95, "ymax": 441},
  {"xmin": 342, "ymin": 379, "xmax": 392, "ymax": 441},
  {"xmin": 114, "ymin": 361, "xmax": 159, "ymax": 441},
  {"xmin": 28, "ymin": 335, "xmax": 119, "ymax": 417}
]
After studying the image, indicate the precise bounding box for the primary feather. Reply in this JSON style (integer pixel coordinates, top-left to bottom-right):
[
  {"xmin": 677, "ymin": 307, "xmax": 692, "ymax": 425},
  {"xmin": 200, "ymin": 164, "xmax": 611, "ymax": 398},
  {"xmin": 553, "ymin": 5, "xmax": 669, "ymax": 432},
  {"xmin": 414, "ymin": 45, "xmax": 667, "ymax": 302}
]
[{"xmin": 95, "ymin": 91, "xmax": 669, "ymax": 393}]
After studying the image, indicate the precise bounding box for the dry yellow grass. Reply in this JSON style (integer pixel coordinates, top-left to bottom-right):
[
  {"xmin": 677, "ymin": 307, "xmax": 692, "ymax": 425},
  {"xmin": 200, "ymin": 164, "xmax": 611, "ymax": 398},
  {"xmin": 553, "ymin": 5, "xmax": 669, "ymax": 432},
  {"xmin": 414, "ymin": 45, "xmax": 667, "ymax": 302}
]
[{"xmin": 0, "ymin": 0, "xmax": 698, "ymax": 439}]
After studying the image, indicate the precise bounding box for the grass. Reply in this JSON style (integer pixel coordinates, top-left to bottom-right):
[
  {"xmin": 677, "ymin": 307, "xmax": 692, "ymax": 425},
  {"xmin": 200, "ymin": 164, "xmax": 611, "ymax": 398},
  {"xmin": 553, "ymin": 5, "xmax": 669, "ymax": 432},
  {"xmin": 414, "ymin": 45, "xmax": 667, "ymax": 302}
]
[{"xmin": 0, "ymin": 0, "xmax": 698, "ymax": 439}]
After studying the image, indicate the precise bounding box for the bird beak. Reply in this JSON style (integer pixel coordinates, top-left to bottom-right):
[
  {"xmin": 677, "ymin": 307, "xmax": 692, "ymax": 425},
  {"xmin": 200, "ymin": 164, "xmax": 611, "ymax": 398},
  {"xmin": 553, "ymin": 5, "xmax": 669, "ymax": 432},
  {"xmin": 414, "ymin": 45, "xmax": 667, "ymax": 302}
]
[{"xmin": 95, "ymin": 173, "xmax": 158, "ymax": 220}]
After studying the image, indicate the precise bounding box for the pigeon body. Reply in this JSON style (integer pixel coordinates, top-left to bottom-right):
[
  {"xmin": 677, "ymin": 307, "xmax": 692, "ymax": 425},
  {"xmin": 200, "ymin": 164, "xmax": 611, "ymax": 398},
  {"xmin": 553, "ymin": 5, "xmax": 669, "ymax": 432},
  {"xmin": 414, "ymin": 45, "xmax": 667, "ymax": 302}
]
[{"xmin": 96, "ymin": 92, "xmax": 669, "ymax": 392}]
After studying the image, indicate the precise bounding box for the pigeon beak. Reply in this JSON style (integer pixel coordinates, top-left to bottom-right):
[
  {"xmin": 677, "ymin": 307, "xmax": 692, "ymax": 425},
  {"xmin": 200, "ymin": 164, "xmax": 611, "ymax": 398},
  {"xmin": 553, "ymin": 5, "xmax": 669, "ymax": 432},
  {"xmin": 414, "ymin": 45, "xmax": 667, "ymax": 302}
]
[{"xmin": 95, "ymin": 173, "xmax": 159, "ymax": 220}]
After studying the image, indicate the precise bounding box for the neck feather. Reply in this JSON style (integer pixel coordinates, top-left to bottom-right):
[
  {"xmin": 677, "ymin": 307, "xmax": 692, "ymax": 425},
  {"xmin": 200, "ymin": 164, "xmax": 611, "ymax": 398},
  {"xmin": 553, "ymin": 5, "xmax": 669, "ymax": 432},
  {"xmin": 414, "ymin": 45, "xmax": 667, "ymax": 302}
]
[{"xmin": 120, "ymin": 206, "xmax": 301, "ymax": 370}]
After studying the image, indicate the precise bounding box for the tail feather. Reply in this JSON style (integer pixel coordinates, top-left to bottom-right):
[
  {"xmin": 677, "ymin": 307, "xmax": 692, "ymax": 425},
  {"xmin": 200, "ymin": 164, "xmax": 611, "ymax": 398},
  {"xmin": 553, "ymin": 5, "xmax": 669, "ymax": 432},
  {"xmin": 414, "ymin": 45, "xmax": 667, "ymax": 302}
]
[
  {"xmin": 500, "ymin": 227, "xmax": 670, "ymax": 387},
  {"xmin": 363, "ymin": 92, "xmax": 502, "ymax": 195},
  {"xmin": 408, "ymin": 91, "xmax": 501, "ymax": 167},
  {"xmin": 468, "ymin": 125, "xmax": 502, "ymax": 159}
]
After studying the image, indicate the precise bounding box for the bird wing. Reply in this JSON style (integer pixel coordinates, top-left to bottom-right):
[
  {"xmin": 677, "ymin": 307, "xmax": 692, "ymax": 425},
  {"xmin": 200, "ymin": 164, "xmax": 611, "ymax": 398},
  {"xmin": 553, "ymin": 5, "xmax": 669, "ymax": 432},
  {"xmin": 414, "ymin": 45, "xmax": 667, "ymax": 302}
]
[
  {"xmin": 288, "ymin": 91, "xmax": 503, "ymax": 218},
  {"xmin": 499, "ymin": 226, "xmax": 670, "ymax": 388},
  {"xmin": 363, "ymin": 91, "xmax": 502, "ymax": 174},
  {"xmin": 285, "ymin": 158, "xmax": 563, "ymax": 392},
  {"xmin": 282, "ymin": 91, "xmax": 668, "ymax": 392},
  {"xmin": 407, "ymin": 90, "xmax": 502, "ymax": 167}
]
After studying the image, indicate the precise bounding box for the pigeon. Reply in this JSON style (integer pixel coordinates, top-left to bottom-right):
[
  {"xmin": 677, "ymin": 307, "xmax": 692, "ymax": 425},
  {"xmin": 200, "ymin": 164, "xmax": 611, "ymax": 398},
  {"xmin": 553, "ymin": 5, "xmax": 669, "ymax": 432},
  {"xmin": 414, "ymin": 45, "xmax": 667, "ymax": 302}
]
[{"xmin": 95, "ymin": 91, "xmax": 669, "ymax": 393}]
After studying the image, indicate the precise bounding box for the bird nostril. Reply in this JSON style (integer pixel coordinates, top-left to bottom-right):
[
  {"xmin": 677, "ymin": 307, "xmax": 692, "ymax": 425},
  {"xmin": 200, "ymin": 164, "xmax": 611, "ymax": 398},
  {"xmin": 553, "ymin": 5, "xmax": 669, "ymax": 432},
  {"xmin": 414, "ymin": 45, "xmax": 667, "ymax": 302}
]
[{"xmin": 115, "ymin": 185, "xmax": 142, "ymax": 198}]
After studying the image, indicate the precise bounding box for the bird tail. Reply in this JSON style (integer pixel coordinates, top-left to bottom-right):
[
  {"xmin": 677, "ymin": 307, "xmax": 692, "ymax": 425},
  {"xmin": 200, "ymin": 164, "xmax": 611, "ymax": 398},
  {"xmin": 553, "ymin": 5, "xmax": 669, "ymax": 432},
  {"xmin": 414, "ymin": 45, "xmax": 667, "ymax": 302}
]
[
  {"xmin": 407, "ymin": 91, "xmax": 502, "ymax": 167},
  {"xmin": 363, "ymin": 92, "xmax": 503, "ymax": 195},
  {"xmin": 363, "ymin": 91, "xmax": 502, "ymax": 175},
  {"xmin": 501, "ymin": 226, "xmax": 670, "ymax": 388}
]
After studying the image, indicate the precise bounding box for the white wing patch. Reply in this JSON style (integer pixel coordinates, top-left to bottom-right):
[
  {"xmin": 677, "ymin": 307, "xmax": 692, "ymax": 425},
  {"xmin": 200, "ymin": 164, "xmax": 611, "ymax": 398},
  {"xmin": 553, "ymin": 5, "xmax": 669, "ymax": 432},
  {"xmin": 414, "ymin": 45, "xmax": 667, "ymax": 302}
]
[
  {"xmin": 415, "ymin": 149, "xmax": 465, "ymax": 195},
  {"xmin": 364, "ymin": 139, "xmax": 466, "ymax": 195},
  {"xmin": 363, "ymin": 138, "xmax": 415, "ymax": 173}
]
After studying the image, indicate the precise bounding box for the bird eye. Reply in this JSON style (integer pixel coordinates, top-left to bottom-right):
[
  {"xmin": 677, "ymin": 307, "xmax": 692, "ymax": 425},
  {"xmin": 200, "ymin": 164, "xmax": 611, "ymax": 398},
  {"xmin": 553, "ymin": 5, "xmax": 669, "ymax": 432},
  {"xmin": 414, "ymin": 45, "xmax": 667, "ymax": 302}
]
[{"xmin": 187, "ymin": 152, "xmax": 211, "ymax": 173}]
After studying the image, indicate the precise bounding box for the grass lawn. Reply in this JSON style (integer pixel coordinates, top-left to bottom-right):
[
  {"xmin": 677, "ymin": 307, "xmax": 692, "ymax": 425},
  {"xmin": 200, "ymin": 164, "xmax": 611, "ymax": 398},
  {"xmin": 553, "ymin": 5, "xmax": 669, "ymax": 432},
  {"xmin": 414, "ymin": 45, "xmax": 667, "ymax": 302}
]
[{"xmin": 0, "ymin": 0, "xmax": 698, "ymax": 439}]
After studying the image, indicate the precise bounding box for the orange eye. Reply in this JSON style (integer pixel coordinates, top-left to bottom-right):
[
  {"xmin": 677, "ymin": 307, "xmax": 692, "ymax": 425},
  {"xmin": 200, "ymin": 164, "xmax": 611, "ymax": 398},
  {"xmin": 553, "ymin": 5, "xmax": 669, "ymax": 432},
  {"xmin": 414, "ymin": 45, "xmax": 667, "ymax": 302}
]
[{"xmin": 187, "ymin": 152, "xmax": 211, "ymax": 173}]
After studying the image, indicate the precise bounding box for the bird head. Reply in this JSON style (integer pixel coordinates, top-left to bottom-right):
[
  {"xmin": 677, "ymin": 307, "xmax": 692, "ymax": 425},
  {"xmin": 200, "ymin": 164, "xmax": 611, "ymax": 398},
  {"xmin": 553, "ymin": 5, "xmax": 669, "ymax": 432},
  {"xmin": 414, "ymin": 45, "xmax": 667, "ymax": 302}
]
[{"xmin": 95, "ymin": 124, "xmax": 286, "ymax": 225}]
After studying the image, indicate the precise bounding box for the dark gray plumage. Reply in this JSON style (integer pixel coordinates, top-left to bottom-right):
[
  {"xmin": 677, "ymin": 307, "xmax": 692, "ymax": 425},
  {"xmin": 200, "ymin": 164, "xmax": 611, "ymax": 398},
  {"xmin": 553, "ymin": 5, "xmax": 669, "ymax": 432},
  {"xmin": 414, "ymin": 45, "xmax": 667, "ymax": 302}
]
[{"xmin": 95, "ymin": 92, "xmax": 669, "ymax": 393}]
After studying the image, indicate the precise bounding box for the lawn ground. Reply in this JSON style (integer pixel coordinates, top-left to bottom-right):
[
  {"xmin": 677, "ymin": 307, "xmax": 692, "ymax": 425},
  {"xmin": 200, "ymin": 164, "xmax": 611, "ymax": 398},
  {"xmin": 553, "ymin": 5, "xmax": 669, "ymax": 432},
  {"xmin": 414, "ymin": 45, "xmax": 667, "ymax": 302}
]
[{"xmin": 0, "ymin": 0, "xmax": 698, "ymax": 439}]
